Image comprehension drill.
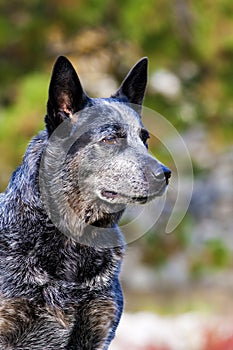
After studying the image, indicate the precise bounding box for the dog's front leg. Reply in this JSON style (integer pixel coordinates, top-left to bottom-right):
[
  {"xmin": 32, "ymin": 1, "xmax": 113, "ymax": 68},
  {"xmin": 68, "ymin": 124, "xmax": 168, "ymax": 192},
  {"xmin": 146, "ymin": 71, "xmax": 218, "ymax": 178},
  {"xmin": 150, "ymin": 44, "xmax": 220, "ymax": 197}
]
[{"xmin": 67, "ymin": 296, "xmax": 118, "ymax": 350}]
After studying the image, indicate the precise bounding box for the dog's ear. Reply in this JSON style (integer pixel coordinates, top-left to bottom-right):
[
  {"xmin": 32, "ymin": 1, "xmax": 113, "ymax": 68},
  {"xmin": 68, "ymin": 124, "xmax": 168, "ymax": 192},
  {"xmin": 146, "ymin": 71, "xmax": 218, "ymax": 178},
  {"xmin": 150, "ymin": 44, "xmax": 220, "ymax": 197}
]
[
  {"xmin": 45, "ymin": 56, "xmax": 89, "ymax": 134},
  {"xmin": 112, "ymin": 57, "xmax": 148, "ymax": 107}
]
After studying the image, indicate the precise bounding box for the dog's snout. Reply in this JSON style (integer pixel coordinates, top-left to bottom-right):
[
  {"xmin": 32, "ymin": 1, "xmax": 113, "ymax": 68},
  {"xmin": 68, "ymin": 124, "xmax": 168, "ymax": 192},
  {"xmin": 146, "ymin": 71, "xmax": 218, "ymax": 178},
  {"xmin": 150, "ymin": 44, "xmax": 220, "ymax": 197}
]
[{"xmin": 154, "ymin": 164, "xmax": 171, "ymax": 185}]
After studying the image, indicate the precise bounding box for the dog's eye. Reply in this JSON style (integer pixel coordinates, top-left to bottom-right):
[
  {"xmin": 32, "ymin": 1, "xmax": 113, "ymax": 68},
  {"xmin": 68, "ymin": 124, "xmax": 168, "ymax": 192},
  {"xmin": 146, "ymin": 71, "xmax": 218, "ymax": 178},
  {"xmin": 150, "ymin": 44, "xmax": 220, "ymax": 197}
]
[{"xmin": 101, "ymin": 136, "xmax": 117, "ymax": 145}]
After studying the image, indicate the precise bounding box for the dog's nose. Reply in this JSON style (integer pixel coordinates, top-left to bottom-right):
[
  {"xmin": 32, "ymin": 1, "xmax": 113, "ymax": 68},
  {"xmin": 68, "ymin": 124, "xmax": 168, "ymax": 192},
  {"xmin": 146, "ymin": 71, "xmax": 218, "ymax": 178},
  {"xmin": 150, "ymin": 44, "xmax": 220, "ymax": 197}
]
[{"xmin": 155, "ymin": 165, "xmax": 171, "ymax": 185}]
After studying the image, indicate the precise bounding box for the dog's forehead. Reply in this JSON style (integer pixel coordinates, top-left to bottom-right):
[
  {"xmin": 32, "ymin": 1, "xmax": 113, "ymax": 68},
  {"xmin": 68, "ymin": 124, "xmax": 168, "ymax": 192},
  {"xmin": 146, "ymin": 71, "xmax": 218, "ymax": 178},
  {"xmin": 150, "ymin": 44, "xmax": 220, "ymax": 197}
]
[
  {"xmin": 92, "ymin": 99, "xmax": 143, "ymax": 129},
  {"xmin": 72, "ymin": 99, "xmax": 144, "ymax": 138}
]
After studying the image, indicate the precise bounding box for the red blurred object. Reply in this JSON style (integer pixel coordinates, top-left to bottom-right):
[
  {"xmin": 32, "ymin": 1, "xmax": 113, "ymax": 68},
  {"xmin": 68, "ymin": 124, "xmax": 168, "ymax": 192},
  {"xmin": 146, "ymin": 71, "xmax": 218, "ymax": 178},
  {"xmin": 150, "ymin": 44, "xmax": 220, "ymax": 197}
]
[
  {"xmin": 144, "ymin": 345, "xmax": 170, "ymax": 350},
  {"xmin": 204, "ymin": 330, "xmax": 233, "ymax": 350}
]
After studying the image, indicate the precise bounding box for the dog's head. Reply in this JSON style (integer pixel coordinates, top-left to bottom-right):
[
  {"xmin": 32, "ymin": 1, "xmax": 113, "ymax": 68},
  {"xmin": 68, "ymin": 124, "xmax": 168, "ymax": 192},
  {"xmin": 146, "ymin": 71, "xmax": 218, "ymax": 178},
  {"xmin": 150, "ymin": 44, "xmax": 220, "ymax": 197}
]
[{"xmin": 43, "ymin": 56, "xmax": 171, "ymax": 224}]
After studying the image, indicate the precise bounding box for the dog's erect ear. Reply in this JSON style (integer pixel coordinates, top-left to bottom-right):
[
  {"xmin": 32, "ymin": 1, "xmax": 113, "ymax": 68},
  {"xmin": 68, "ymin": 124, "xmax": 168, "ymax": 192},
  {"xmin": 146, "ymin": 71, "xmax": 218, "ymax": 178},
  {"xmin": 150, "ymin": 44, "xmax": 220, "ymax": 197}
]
[
  {"xmin": 45, "ymin": 56, "xmax": 89, "ymax": 134},
  {"xmin": 112, "ymin": 57, "xmax": 148, "ymax": 107}
]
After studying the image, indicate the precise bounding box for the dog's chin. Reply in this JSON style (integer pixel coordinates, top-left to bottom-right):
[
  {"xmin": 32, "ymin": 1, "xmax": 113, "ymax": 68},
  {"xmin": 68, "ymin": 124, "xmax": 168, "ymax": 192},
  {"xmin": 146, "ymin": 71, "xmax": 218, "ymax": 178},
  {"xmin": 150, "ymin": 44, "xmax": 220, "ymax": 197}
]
[{"xmin": 98, "ymin": 186, "xmax": 167, "ymax": 205}]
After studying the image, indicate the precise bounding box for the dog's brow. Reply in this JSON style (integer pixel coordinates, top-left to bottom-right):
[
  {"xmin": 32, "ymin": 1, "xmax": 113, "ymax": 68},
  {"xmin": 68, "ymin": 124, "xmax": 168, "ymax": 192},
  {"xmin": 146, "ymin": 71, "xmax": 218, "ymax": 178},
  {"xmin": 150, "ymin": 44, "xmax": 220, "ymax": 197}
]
[{"xmin": 99, "ymin": 124, "xmax": 126, "ymax": 137}]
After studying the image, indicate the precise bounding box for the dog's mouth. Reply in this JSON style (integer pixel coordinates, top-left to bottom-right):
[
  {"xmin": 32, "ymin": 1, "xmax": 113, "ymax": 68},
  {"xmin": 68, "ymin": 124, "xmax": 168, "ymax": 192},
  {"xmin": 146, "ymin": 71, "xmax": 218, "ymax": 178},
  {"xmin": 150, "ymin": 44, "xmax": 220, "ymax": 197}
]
[
  {"xmin": 101, "ymin": 190, "xmax": 119, "ymax": 200},
  {"xmin": 100, "ymin": 190, "xmax": 156, "ymax": 204}
]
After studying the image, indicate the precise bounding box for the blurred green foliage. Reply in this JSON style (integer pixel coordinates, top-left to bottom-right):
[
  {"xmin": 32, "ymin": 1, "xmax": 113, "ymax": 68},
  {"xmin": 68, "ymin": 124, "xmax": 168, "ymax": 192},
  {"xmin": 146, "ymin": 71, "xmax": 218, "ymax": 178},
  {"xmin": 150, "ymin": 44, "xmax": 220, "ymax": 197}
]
[
  {"xmin": 142, "ymin": 215, "xmax": 192, "ymax": 267},
  {"xmin": 191, "ymin": 238, "xmax": 231, "ymax": 278}
]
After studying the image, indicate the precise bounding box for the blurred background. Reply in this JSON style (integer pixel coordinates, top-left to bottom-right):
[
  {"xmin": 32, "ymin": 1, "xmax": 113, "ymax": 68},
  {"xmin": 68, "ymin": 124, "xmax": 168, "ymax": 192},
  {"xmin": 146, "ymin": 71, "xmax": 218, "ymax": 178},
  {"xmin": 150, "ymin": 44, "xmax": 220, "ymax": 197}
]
[{"xmin": 0, "ymin": 1, "xmax": 232, "ymax": 349}]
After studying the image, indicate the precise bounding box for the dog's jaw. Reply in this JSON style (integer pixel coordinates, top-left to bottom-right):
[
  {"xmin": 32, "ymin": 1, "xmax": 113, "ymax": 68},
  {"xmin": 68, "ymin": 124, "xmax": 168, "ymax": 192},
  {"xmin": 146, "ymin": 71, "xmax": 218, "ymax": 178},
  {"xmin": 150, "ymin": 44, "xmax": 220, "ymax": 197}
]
[{"xmin": 97, "ymin": 185, "xmax": 168, "ymax": 205}]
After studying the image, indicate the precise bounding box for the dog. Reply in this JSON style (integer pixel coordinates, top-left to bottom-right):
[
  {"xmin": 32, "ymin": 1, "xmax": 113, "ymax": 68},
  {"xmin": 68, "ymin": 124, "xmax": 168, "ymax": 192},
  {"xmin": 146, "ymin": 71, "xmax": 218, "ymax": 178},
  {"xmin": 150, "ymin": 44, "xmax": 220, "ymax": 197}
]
[{"xmin": 0, "ymin": 56, "xmax": 171, "ymax": 349}]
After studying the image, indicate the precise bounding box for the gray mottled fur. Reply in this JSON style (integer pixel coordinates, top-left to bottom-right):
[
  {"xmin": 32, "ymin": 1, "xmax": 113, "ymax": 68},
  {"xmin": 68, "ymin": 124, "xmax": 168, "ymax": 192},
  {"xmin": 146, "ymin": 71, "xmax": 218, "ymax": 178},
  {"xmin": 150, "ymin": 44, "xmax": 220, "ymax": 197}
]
[{"xmin": 0, "ymin": 56, "xmax": 170, "ymax": 349}]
